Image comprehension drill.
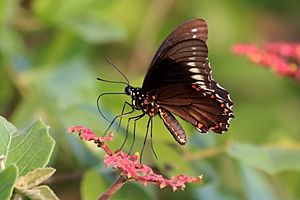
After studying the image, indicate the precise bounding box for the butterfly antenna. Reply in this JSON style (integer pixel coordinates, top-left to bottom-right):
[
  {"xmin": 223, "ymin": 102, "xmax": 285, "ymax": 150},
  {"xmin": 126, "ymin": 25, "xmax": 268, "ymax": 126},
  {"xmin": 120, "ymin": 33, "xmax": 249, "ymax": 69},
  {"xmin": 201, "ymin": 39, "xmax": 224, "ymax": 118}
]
[
  {"xmin": 106, "ymin": 58, "xmax": 130, "ymax": 85},
  {"xmin": 96, "ymin": 78, "xmax": 128, "ymax": 85},
  {"xmin": 96, "ymin": 58, "xmax": 130, "ymax": 86}
]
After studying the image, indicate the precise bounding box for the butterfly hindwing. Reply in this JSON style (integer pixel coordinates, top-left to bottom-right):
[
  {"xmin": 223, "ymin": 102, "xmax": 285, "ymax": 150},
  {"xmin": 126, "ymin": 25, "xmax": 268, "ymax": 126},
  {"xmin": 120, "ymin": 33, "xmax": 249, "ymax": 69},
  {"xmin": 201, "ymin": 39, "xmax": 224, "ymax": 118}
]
[{"xmin": 156, "ymin": 84, "xmax": 233, "ymax": 134}]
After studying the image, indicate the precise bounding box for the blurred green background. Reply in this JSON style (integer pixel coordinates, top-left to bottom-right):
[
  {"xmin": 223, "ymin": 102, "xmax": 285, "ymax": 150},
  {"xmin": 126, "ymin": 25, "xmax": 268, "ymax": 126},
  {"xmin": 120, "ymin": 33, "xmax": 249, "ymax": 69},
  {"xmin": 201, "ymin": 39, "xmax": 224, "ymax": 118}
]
[{"xmin": 1, "ymin": 0, "xmax": 300, "ymax": 199}]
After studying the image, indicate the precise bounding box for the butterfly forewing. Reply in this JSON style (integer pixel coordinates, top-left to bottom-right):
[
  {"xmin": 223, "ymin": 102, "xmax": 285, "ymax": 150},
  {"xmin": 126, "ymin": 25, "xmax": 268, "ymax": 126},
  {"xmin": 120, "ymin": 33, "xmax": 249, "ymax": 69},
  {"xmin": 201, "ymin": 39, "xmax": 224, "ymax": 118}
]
[
  {"xmin": 143, "ymin": 19, "xmax": 209, "ymax": 90},
  {"xmin": 149, "ymin": 18, "xmax": 208, "ymax": 66},
  {"xmin": 156, "ymin": 84, "xmax": 233, "ymax": 134},
  {"xmin": 142, "ymin": 40, "xmax": 211, "ymax": 91}
]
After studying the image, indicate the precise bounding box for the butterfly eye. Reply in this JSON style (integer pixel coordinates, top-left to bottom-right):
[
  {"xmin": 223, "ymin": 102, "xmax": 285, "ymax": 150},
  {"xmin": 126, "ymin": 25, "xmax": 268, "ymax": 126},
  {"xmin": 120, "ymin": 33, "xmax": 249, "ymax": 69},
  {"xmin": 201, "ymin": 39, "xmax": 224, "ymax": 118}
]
[{"xmin": 125, "ymin": 86, "xmax": 132, "ymax": 96}]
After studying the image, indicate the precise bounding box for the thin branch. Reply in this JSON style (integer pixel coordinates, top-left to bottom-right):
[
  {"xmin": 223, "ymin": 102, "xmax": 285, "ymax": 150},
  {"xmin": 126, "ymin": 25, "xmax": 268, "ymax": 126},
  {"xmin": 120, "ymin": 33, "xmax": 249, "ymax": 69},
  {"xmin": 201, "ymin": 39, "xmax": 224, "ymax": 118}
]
[
  {"xmin": 98, "ymin": 175, "xmax": 128, "ymax": 200},
  {"xmin": 97, "ymin": 142, "xmax": 113, "ymax": 156}
]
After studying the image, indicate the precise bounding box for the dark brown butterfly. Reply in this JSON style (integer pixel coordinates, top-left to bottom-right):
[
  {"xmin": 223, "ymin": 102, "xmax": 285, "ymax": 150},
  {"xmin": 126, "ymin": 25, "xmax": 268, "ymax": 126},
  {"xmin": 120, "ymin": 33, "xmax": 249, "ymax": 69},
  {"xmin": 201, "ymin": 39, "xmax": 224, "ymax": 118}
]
[{"xmin": 122, "ymin": 18, "xmax": 234, "ymax": 145}]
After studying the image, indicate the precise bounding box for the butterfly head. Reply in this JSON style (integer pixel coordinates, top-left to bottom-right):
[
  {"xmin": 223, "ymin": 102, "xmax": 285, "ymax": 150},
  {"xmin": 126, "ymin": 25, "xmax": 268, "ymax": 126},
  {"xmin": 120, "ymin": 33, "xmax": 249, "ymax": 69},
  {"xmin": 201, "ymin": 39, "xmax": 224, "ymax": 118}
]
[
  {"xmin": 125, "ymin": 85, "xmax": 142, "ymax": 98},
  {"xmin": 125, "ymin": 85, "xmax": 146, "ymax": 110},
  {"xmin": 125, "ymin": 85, "xmax": 133, "ymax": 96},
  {"xmin": 125, "ymin": 85, "xmax": 138, "ymax": 108}
]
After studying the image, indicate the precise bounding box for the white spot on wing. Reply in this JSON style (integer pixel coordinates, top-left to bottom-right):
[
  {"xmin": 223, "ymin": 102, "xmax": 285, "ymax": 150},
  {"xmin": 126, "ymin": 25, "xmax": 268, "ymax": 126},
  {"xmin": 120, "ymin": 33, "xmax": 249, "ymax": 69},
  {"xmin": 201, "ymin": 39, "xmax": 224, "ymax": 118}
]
[
  {"xmin": 192, "ymin": 74, "xmax": 205, "ymax": 81},
  {"xmin": 189, "ymin": 68, "xmax": 200, "ymax": 73},
  {"xmin": 195, "ymin": 81, "xmax": 204, "ymax": 85},
  {"xmin": 215, "ymin": 93, "xmax": 222, "ymax": 99},
  {"xmin": 179, "ymin": 138, "xmax": 186, "ymax": 143},
  {"xmin": 196, "ymin": 127, "xmax": 207, "ymax": 133},
  {"xmin": 187, "ymin": 62, "xmax": 196, "ymax": 67},
  {"xmin": 227, "ymin": 94, "xmax": 233, "ymax": 102},
  {"xmin": 191, "ymin": 28, "xmax": 197, "ymax": 33},
  {"xmin": 216, "ymin": 82, "xmax": 225, "ymax": 90},
  {"xmin": 192, "ymin": 35, "xmax": 197, "ymax": 39}
]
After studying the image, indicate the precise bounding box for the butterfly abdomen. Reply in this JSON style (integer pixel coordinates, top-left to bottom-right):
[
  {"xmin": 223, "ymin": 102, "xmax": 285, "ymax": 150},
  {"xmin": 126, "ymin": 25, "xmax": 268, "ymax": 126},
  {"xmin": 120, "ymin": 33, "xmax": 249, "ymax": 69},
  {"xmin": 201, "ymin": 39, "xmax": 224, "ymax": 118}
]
[{"xmin": 159, "ymin": 108, "xmax": 187, "ymax": 145}]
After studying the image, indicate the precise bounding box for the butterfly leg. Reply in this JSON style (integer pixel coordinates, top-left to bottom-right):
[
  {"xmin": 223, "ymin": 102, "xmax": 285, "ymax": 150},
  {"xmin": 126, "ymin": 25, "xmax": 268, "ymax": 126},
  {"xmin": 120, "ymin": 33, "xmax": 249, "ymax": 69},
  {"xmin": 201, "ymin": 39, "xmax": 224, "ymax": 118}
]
[
  {"xmin": 97, "ymin": 92, "xmax": 126, "ymax": 122},
  {"xmin": 103, "ymin": 101, "xmax": 135, "ymax": 136},
  {"xmin": 128, "ymin": 113, "xmax": 145, "ymax": 154},
  {"xmin": 140, "ymin": 117, "xmax": 152, "ymax": 163},
  {"xmin": 149, "ymin": 117, "xmax": 158, "ymax": 159},
  {"xmin": 120, "ymin": 113, "xmax": 145, "ymax": 151},
  {"xmin": 117, "ymin": 101, "xmax": 133, "ymax": 132}
]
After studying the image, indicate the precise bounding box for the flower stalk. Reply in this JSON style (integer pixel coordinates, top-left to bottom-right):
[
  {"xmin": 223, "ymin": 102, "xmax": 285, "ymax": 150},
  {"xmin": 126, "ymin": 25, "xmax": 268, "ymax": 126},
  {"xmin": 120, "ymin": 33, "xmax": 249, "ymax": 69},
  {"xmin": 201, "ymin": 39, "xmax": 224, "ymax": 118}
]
[{"xmin": 98, "ymin": 175, "xmax": 128, "ymax": 200}]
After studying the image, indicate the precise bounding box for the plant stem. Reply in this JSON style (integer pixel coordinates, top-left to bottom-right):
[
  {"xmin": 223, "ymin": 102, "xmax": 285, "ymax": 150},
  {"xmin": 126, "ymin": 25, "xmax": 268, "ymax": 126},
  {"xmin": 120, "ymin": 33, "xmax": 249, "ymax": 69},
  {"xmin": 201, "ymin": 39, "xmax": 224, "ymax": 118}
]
[
  {"xmin": 99, "ymin": 143, "xmax": 113, "ymax": 156},
  {"xmin": 98, "ymin": 175, "xmax": 128, "ymax": 200}
]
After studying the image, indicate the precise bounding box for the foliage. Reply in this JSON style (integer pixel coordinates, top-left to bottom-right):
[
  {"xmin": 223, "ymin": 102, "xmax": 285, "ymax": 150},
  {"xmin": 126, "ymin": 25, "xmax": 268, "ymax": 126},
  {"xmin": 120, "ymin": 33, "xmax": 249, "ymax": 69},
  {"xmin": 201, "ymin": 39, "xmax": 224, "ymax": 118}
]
[
  {"xmin": 0, "ymin": 116, "xmax": 56, "ymax": 200},
  {"xmin": 1, "ymin": 0, "xmax": 300, "ymax": 199}
]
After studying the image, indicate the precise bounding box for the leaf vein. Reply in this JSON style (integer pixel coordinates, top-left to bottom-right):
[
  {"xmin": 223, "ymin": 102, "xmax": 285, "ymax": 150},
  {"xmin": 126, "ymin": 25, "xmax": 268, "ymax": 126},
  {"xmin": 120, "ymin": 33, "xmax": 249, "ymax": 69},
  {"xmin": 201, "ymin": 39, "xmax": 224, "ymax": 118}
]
[{"xmin": 14, "ymin": 129, "xmax": 41, "ymax": 166}]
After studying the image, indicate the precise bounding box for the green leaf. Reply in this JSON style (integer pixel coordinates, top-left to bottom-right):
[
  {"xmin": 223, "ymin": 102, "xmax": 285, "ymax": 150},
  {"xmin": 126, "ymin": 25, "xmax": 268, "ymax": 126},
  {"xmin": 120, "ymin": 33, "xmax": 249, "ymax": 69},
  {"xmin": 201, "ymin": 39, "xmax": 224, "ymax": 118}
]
[
  {"xmin": 227, "ymin": 140, "xmax": 300, "ymax": 174},
  {"xmin": 28, "ymin": 59, "xmax": 96, "ymax": 109},
  {"xmin": 33, "ymin": 0, "xmax": 115, "ymax": 24},
  {"xmin": 66, "ymin": 17, "xmax": 125, "ymax": 44},
  {"xmin": 0, "ymin": 116, "xmax": 55, "ymax": 176},
  {"xmin": 33, "ymin": 0, "xmax": 125, "ymax": 44},
  {"xmin": 240, "ymin": 164, "xmax": 276, "ymax": 200},
  {"xmin": 15, "ymin": 167, "xmax": 56, "ymax": 190},
  {"xmin": 154, "ymin": 143, "xmax": 195, "ymax": 177},
  {"xmin": 0, "ymin": 164, "xmax": 18, "ymax": 200},
  {"xmin": 80, "ymin": 167, "xmax": 106, "ymax": 200},
  {"xmin": 0, "ymin": 0, "xmax": 23, "ymax": 58},
  {"xmin": 195, "ymin": 182, "xmax": 236, "ymax": 200},
  {"xmin": 21, "ymin": 185, "xmax": 59, "ymax": 200}
]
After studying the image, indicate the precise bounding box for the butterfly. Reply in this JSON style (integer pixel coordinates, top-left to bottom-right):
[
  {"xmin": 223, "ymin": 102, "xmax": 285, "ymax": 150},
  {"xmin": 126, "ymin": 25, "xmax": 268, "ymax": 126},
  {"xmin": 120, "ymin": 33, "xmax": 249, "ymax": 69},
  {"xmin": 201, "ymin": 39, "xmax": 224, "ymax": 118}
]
[
  {"xmin": 123, "ymin": 18, "xmax": 234, "ymax": 145},
  {"xmin": 98, "ymin": 18, "xmax": 234, "ymax": 149}
]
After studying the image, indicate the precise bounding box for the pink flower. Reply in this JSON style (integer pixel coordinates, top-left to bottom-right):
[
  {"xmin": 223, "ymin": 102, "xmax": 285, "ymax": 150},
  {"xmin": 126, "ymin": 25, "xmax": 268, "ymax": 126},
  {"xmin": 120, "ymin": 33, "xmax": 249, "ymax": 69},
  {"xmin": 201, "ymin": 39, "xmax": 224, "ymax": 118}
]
[
  {"xmin": 67, "ymin": 125, "xmax": 113, "ymax": 142},
  {"xmin": 104, "ymin": 151, "xmax": 202, "ymax": 191},
  {"xmin": 67, "ymin": 125, "xmax": 202, "ymax": 191},
  {"xmin": 232, "ymin": 42, "xmax": 300, "ymax": 83},
  {"xmin": 67, "ymin": 126, "xmax": 113, "ymax": 155}
]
